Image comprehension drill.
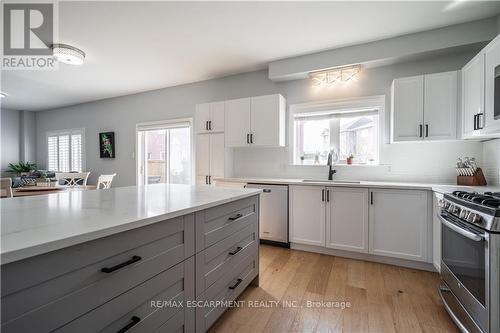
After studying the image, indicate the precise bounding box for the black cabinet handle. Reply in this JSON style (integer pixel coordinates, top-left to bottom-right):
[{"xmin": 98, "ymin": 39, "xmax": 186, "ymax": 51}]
[
  {"xmin": 263, "ymin": 189, "xmax": 271, "ymax": 193},
  {"xmin": 477, "ymin": 113, "xmax": 483, "ymax": 129},
  {"xmin": 474, "ymin": 114, "xmax": 478, "ymax": 130},
  {"xmin": 326, "ymin": 189, "xmax": 330, "ymax": 202},
  {"xmin": 370, "ymin": 192, "xmax": 374, "ymax": 205},
  {"xmin": 205, "ymin": 121, "xmax": 209, "ymax": 131},
  {"xmin": 321, "ymin": 189, "xmax": 325, "ymax": 202},
  {"xmin": 246, "ymin": 133, "xmax": 250, "ymax": 144},
  {"xmin": 205, "ymin": 175, "xmax": 208, "ymax": 184},
  {"xmin": 229, "ymin": 278, "xmax": 243, "ymax": 290},
  {"xmin": 208, "ymin": 121, "xmax": 212, "ymax": 130},
  {"xmin": 228, "ymin": 213, "xmax": 243, "ymax": 221},
  {"xmin": 229, "ymin": 246, "xmax": 243, "ymax": 255},
  {"xmin": 250, "ymin": 133, "xmax": 254, "ymax": 144},
  {"xmin": 419, "ymin": 124, "xmax": 423, "ymax": 138},
  {"xmin": 101, "ymin": 256, "xmax": 141, "ymax": 273},
  {"xmin": 208, "ymin": 175, "xmax": 211, "ymax": 185},
  {"xmin": 425, "ymin": 124, "xmax": 429, "ymax": 137},
  {"xmin": 117, "ymin": 316, "xmax": 141, "ymax": 333}
]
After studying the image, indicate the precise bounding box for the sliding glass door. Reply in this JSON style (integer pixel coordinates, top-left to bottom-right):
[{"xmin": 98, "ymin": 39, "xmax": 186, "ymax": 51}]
[{"xmin": 137, "ymin": 120, "xmax": 191, "ymax": 185}]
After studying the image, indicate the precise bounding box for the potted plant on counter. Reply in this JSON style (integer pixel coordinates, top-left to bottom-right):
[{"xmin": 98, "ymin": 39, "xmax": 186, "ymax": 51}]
[{"xmin": 346, "ymin": 154, "xmax": 354, "ymax": 165}]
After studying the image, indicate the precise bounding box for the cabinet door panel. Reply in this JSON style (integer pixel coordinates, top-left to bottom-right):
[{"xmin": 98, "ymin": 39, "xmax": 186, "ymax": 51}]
[
  {"xmin": 250, "ymin": 95, "xmax": 284, "ymax": 147},
  {"xmin": 392, "ymin": 76, "xmax": 424, "ymax": 141},
  {"xmin": 462, "ymin": 54, "xmax": 484, "ymax": 138},
  {"xmin": 289, "ymin": 186, "xmax": 325, "ymax": 246},
  {"xmin": 209, "ymin": 133, "xmax": 225, "ymax": 179},
  {"xmin": 225, "ymin": 98, "xmax": 251, "ymax": 147},
  {"xmin": 369, "ymin": 189, "xmax": 428, "ymax": 262},
  {"xmin": 326, "ymin": 187, "xmax": 368, "ymax": 253},
  {"xmin": 424, "ymin": 71, "xmax": 458, "ymax": 140},
  {"xmin": 210, "ymin": 101, "xmax": 225, "ymax": 133},
  {"xmin": 195, "ymin": 134, "xmax": 210, "ymax": 177},
  {"xmin": 432, "ymin": 193, "xmax": 442, "ymax": 272},
  {"xmin": 484, "ymin": 37, "xmax": 500, "ymax": 135},
  {"xmin": 195, "ymin": 103, "xmax": 211, "ymax": 134}
]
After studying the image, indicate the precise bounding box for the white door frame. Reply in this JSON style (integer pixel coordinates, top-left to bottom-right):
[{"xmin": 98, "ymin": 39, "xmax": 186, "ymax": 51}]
[{"xmin": 135, "ymin": 118, "xmax": 194, "ymax": 186}]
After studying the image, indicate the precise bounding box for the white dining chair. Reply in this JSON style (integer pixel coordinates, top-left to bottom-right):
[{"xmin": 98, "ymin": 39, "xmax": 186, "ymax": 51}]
[
  {"xmin": 55, "ymin": 172, "xmax": 90, "ymax": 187},
  {"xmin": 97, "ymin": 173, "xmax": 116, "ymax": 189},
  {"xmin": 0, "ymin": 178, "xmax": 13, "ymax": 198}
]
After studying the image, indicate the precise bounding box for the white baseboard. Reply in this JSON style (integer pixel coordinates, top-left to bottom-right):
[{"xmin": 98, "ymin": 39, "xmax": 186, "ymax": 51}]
[{"xmin": 290, "ymin": 243, "xmax": 437, "ymax": 272}]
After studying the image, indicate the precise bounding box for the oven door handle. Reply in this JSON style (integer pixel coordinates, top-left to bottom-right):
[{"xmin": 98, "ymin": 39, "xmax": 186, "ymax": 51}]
[{"xmin": 439, "ymin": 214, "xmax": 484, "ymax": 242}]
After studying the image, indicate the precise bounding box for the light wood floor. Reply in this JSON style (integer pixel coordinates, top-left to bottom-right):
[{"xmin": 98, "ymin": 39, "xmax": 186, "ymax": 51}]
[{"xmin": 209, "ymin": 245, "xmax": 459, "ymax": 333}]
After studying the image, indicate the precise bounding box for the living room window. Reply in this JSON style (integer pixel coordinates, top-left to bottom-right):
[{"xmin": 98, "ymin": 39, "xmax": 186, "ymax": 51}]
[
  {"xmin": 47, "ymin": 128, "xmax": 85, "ymax": 172},
  {"xmin": 291, "ymin": 96, "xmax": 383, "ymax": 165}
]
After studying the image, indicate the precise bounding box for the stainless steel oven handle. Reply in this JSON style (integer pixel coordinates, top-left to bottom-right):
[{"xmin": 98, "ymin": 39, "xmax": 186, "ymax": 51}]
[{"xmin": 439, "ymin": 214, "xmax": 483, "ymax": 242}]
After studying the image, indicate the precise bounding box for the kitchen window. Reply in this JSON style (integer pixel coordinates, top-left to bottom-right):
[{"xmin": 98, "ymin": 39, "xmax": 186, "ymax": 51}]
[
  {"xmin": 291, "ymin": 96, "xmax": 383, "ymax": 165},
  {"xmin": 47, "ymin": 128, "xmax": 85, "ymax": 172}
]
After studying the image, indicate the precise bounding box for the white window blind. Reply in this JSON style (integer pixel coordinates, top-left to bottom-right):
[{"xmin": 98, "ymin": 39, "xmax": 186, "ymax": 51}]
[{"xmin": 47, "ymin": 129, "xmax": 85, "ymax": 172}]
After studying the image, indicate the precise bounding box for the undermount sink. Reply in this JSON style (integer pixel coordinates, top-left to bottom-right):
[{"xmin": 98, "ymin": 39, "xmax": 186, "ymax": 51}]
[{"xmin": 301, "ymin": 179, "xmax": 361, "ymax": 184}]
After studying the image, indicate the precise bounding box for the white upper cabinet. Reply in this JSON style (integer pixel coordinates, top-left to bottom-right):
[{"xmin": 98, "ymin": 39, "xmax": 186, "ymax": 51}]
[
  {"xmin": 289, "ymin": 185, "xmax": 325, "ymax": 246},
  {"xmin": 392, "ymin": 71, "xmax": 458, "ymax": 142},
  {"xmin": 225, "ymin": 98, "xmax": 251, "ymax": 147},
  {"xmin": 391, "ymin": 75, "xmax": 424, "ymax": 142},
  {"xmin": 369, "ymin": 188, "xmax": 429, "ymax": 262},
  {"xmin": 424, "ymin": 71, "xmax": 458, "ymax": 140},
  {"xmin": 195, "ymin": 101, "xmax": 225, "ymax": 134},
  {"xmin": 483, "ymin": 36, "xmax": 500, "ymax": 135},
  {"xmin": 250, "ymin": 94, "xmax": 286, "ymax": 147},
  {"xmin": 462, "ymin": 54, "xmax": 485, "ymax": 138},
  {"xmin": 461, "ymin": 34, "xmax": 500, "ymax": 139},
  {"xmin": 225, "ymin": 94, "xmax": 286, "ymax": 148},
  {"xmin": 195, "ymin": 133, "xmax": 225, "ymax": 185},
  {"xmin": 326, "ymin": 187, "xmax": 369, "ymax": 253}
]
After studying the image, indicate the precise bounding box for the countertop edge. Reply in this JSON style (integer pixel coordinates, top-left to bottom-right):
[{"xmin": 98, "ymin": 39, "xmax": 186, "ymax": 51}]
[{"xmin": 1, "ymin": 190, "xmax": 261, "ymax": 265}]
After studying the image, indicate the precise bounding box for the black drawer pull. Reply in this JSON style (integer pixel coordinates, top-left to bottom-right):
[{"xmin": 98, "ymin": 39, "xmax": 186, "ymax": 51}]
[
  {"xmin": 229, "ymin": 246, "xmax": 243, "ymax": 255},
  {"xmin": 263, "ymin": 189, "xmax": 271, "ymax": 193},
  {"xmin": 117, "ymin": 316, "xmax": 141, "ymax": 333},
  {"xmin": 101, "ymin": 255, "xmax": 142, "ymax": 273},
  {"xmin": 228, "ymin": 213, "xmax": 243, "ymax": 221},
  {"xmin": 229, "ymin": 278, "xmax": 243, "ymax": 290}
]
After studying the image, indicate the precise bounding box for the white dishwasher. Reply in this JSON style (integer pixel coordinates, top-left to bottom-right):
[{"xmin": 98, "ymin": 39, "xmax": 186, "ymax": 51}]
[{"xmin": 246, "ymin": 183, "xmax": 289, "ymax": 246}]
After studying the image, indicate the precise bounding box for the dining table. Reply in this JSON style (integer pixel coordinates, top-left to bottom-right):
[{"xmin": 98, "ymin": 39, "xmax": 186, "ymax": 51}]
[{"xmin": 12, "ymin": 184, "xmax": 97, "ymax": 197}]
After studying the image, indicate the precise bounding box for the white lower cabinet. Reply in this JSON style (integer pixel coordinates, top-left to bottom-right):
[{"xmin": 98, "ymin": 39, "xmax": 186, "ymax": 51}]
[
  {"xmin": 432, "ymin": 192, "xmax": 442, "ymax": 272},
  {"xmin": 289, "ymin": 185, "xmax": 325, "ymax": 246},
  {"xmin": 326, "ymin": 187, "xmax": 369, "ymax": 253},
  {"xmin": 369, "ymin": 188, "xmax": 429, "ymax": 262}
]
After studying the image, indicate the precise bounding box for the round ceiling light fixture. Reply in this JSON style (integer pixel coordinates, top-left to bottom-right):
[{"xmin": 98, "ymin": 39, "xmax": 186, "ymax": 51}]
[{"xmin": 52, "ymin": 44, "xmax": 86, "ymax": 65}]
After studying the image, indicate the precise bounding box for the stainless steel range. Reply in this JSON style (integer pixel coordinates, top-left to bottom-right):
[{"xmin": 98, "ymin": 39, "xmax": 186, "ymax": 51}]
[{"xmin": 438, "ymin": 191, "xmax": 500, "ymax": 333}]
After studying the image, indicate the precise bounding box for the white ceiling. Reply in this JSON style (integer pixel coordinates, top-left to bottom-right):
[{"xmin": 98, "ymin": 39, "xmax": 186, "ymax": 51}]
[{"xmin": 2, "ymin": 1, "xmax": 500, "ymax": 111}]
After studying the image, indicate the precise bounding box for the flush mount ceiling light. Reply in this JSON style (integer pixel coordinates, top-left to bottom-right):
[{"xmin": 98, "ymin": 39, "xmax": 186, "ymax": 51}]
[
  {"xmin": 52, "ymin": 44, "xmax": 86, "ymax": 65},
  {"xmin": 310, "ymin": 65, "xmax": 361, "ymax": 86},
  {"xmin": 0, "ymin": 92, "xmax": 8, "ymax": 98}
]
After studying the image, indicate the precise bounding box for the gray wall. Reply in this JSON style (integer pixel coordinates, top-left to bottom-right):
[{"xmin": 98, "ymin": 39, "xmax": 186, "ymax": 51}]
[
  {"xmin": 35, "ymin": 50, "xmax": 486, "ymax": 186},
  {"xmin": 0, "ymin": 109, "xmax": 37, "ymax": 173}
]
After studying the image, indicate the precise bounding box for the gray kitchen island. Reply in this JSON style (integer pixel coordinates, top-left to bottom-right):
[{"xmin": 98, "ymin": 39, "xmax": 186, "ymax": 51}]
[{"xmin": 0, "ymin": 184, "xmax": 261, "ymax": 333}]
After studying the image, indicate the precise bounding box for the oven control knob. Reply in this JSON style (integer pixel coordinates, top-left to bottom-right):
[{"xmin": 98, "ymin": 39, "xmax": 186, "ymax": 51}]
[
  {"xmin": 468, "ymin": 213, "xmax": 482, "ymax": 225},
  {"xmin": 459, "ymin": 210, "xmax": 469, "ymax": 219},
  {"xmin": 451, "ymin": 206, "xmax": 461, "ymax": 215}
]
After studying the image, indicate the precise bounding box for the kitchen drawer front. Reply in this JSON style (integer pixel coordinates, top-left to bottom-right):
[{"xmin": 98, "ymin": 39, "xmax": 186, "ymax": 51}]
[
  {"xmin": 196, "ymin": 220, "xmax": 258, "ymax": 295},
  {"xmin": 153, "ymin": 308, "xmax": 187, "ymax": 333},
  {"xmin": 1, "ymin": 215, "xmax": 195, "ymax": 331},
  {"xmin": 196, "ymin": 250, "xmax": 258, "ymax": 333},
  {"xmin": 56, "ymin": 257, "xmax": 195, "ymax": 333},
  {"xmin": 195, "ymin": 195, "xmax": 258, "ymax": 251}
]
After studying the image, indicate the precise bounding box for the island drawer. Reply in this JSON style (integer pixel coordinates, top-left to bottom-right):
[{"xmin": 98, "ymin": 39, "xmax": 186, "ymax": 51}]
[
  {"xmin": 195, "ymin": 195, "xmax": 258, "ymax": 251},
  {"xmin": 1, "ymin": 214, "xmax": 195, "ymax": 331},
  {"xmin": 55, "ymin": 257, "xmax": 195, "ymax": 333},
  {"xmin": 195, "ymin": 249, "xmax": 258, "ymax": 333},
  {"xmin": 195, "ymin": 220, "xmax": 258, "ymax": 295}
]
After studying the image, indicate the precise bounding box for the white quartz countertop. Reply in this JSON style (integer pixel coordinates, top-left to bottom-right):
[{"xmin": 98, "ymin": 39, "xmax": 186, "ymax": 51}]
[
  {"xmin": 0, "ymin": 184, "xmax": 261, "ymax": 265},
  {"xmin": 214, "ymin": 177, "xmax": 500, "ymax": 194}
]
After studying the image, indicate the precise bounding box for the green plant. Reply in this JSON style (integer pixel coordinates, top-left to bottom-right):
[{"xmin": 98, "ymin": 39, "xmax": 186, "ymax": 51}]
[
  {"xmin": 347, "ymin": 154, "xmax": 354, "ymax": 160},
  {"xmin": 7, "ymin": 162, "xmax": 38, "ymax": 174},
  {"xmin": 300, "ymin": 155, "xmax": 305, "ymax": 161}
]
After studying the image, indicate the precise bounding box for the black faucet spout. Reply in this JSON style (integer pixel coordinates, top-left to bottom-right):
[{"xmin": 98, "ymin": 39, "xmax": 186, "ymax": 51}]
[{"xmin": 328, "ymin": 165, "xmax": 336, "ymax": 180}]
